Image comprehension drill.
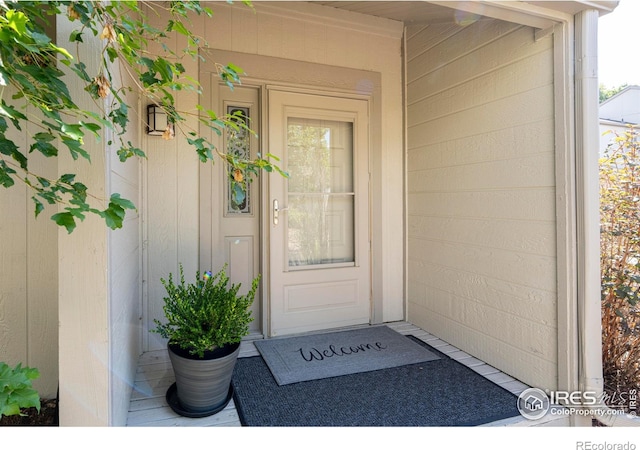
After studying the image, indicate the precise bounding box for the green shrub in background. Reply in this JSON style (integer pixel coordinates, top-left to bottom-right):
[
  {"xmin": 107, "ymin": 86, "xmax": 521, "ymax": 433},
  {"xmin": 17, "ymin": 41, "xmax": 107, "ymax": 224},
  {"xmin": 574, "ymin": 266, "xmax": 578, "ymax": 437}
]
[{"xmin": 600, "ymin": 125, "xmax": 640, "ymax": 403}]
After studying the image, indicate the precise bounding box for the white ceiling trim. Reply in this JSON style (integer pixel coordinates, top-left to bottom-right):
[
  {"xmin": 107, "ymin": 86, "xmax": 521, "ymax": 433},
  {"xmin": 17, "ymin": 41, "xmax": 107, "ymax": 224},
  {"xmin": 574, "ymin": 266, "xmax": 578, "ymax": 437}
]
[
  {"xmin": 428, "ymin": 1, "xmax": 574, "ymax": 29},
  {"xmin": 253, "ymin": 2, "xmax": 405, "ymax": 39}
]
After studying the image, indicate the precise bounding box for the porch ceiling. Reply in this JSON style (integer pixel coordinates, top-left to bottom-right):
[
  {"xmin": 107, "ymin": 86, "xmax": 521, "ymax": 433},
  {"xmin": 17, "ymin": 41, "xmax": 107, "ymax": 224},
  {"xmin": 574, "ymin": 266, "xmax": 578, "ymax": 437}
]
[
  {"xmin": 313, "ymin": 1, "xmax": 619, "ymax": 25},
  {"xmin": 314, "ymin": 1, "xmax": 458, "ymax": 24}
]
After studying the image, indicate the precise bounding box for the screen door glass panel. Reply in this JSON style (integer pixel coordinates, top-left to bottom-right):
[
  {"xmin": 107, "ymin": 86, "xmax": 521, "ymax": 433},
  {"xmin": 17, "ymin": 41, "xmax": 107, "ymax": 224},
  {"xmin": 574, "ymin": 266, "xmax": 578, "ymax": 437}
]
[{"xmin": 287, "ymin": 117, "xmax": 354, "ymax": 267}]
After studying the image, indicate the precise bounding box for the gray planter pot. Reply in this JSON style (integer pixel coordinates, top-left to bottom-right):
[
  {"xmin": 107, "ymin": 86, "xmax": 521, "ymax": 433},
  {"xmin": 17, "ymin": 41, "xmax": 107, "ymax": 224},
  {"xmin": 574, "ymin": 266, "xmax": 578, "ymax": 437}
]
[{"xmin": 166, "ymin": 341, "xmax": 240, "ymax": 417}]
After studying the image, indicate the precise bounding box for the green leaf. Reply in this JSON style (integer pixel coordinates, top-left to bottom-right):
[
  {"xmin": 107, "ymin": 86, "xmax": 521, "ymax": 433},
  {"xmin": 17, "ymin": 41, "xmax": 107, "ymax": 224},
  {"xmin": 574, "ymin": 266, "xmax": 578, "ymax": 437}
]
[
  {"xmin": 153, "ymin": 58, "xmax": 174, "ymax": 83},
  {"xmin": 69, "ymin": 30, "xmax": 84, "ymax": 43},
  {"xmin": 51, "ymin": 212, "xmax": 77, "ymax": 234},
  {"xmin": 99, "ymin": 193, "xmax": 136, "ymax": 229},
  {"xmin": 0, "ymin": 162, "xmax": 16, "ymax": 188},
  {"xmin": 0, "ymin": 138, "xmax": 27, "ymax": 169},
  {"xmin": 61, "ymin": 123, "xmax": 85, "ymax": 141},
  {"xmin": 59, "ymin": 174, "xmax": 76, "ymax": 184},
  {"xmin": 100, "ymin": 207, "xmax": 123, "ymax": 229},
  {"xmin": 110, "ymin": 103, "xmax": 129, "ymax": 132},
  {"xmin": 0, "ymin": 101, "xmax": 27, "ymax": 129},
  {"xmin": 80, "ymin": 121, "xmax": 102, "ymax": 137},
  {"xmin": 109, "ymin": 193, "xmax": 136, "ymax": 211},
  {"xmin": 61, "ymin": 137, "xmax": 90, "ymax": 162},
  {"xmin": 139, "ymin": 57, "xmax": 155, "ymax": 70},
  {"xmin": 0, "ymin": 137, "xmax": 18, "ymax": 157},
  {"xmin": 117, "ymin": 144, "xmax": 145, "ymax": 162},
  {"xmin": 6, "ymin": 387, "xmax": 40, "ymax": 412},
  {"xmin": 71, "ymin": 62, "xmax": 91, "ymax": 82},
  {"xmin": 30, "ymin": 31, "xmax": 51, "ymax": 46},
  {"xmin": 0, "ymin": 362, "xmax": 40, "ymax": 418},
  {"xmin": 140, "ymin": 71, "xmax": 159, "ymax": 87},
  {"xmin": 0, "ymin": 402, "xmax": 21, "ymax": 418},
  {"xmin": 5, "ymin": 10, "xmax": 29, "ymax": 35},
  {"xmin": 226, "ymin": 63, "xmax": 244, "ymax": 74},
  {"xmin": 30, "ymin": 137, "xmax": 58, "ymax": 157},
  {"xmin": 33, "ymin": 198, "xmax": 44, "ymax": 217},
  {"xmin": 169, "ymin": 20, "xmax": 189, "ymax": 36}
]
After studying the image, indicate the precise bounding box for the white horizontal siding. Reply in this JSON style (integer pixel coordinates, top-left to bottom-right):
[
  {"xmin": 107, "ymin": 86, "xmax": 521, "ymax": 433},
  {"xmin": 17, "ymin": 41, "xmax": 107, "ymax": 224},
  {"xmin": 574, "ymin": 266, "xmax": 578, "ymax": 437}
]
[{"xmin": 406, "ymin": 18, "xmax": 558, "ymax": 390}]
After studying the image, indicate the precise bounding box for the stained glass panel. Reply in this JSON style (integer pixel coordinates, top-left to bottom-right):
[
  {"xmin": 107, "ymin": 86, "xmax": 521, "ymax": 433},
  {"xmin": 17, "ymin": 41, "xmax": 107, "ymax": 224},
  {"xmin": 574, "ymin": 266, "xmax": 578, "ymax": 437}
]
[{"xmin": 226, "ymin": 106, "xmax": 251, "ymax": 214}]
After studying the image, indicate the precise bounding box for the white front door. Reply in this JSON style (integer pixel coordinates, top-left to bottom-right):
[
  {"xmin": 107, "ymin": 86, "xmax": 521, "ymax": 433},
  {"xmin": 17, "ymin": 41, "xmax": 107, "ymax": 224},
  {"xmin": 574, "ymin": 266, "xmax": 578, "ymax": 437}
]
[{"xmin": 268, "ymin": 90, "xmax": 371, "ymax": 336}]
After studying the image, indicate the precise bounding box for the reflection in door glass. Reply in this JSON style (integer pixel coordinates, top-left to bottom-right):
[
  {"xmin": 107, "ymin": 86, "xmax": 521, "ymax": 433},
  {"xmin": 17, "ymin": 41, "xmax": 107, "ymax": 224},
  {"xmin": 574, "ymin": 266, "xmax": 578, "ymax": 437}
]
[
  {"xmin": 287, "ymin": 118, "xmax": 355, "ymax": 267},
  {"xmin": 226, "ymin": 106, "xmax": 251, "ymax": 214}
]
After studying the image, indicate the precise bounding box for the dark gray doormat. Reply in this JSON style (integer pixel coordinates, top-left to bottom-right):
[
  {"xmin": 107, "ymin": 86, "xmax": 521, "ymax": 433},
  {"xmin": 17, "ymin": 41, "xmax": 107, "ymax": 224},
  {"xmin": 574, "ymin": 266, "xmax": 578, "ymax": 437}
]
[
  {"xmin": 232, "ymin": 336, "xmax": 521, "ymax": 426},
  {"xmin": 253, "ymin": 326, "xmax": 440, "ymax": 385}
]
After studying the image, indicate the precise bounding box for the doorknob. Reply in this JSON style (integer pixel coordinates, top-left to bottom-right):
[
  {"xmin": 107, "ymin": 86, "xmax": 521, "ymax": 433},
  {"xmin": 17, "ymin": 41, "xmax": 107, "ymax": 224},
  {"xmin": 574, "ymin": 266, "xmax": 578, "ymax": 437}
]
[{"xmin": 273, "ymin": 199, "xmax": 288, "ymax": 225}]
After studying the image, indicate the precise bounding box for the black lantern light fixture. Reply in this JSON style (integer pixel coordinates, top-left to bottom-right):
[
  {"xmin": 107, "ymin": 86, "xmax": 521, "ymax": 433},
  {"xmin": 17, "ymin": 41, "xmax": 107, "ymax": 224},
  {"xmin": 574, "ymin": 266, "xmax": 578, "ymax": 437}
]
[{"xmin": 147, "ymin": 104, "xmax": 169, "ymax": 136}]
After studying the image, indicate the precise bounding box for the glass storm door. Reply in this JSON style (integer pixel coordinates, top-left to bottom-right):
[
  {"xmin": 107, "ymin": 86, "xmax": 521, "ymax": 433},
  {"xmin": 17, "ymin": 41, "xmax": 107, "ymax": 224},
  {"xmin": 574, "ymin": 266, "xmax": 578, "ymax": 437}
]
[{"xmin": 268, "ymin": 90, "xmax": 370, "ymax": 336}]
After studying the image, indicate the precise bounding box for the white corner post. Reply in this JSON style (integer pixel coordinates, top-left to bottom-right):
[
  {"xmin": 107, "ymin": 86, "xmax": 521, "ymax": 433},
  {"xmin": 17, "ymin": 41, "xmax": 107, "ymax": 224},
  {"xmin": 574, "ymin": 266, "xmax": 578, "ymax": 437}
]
[
  {"xmin": 575, "ymin": 9, "xmax": 640, "ymax": 427},
  {"xmin": 574, "ymin": 9, "xmax": 602, "ymax": 427},
  {"xmin": 56, "ymin": 9, "xmax": 111, "ymax": 426}
]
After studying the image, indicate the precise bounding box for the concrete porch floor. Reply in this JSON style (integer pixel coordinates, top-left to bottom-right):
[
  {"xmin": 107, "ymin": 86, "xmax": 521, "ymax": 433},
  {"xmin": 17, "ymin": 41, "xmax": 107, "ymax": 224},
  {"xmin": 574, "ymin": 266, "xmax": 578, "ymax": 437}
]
[{"xmin": 126, "ymin": 321, "xmax": 569, "ymax": 427}]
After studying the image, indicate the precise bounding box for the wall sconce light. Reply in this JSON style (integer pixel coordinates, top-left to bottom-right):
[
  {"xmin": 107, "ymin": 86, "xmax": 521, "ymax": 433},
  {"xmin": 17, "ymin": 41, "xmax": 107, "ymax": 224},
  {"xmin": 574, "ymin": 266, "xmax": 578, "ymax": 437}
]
[{"xmin": 147, "ymin": 104, "xmax": 168, "ymax": 136}]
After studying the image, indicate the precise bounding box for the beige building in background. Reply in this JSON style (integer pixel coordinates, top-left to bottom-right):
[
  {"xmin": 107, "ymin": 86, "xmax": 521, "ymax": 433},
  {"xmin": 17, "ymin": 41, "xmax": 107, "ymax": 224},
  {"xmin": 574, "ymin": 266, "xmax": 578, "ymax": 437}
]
[{"xmin": 600, "ymin": 85, "xmax": 639, "ymax": 155}]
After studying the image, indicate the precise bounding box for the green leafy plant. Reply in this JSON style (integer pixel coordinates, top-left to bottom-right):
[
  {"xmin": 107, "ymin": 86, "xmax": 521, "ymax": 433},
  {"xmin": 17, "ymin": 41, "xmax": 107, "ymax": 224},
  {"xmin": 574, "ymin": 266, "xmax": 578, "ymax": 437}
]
[
  {"xmin": 0, "ymin": 1, "xmax": 286, "ymax": 233},
  {"xmin": 153, "ymin": 264, "xmax": 259, "ymax": 358},
  {"xmin": 600, "ymin": 125, "xmax": 640, "ymax": 408},
  {"xmin": 0, "ymin": 362, "xmax": 41, "ymax": 418}
]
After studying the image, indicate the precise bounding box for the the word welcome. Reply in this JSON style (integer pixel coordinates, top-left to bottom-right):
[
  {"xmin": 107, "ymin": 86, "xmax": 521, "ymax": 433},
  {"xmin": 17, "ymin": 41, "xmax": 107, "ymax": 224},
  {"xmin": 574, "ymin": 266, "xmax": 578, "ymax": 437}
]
[{"xmin": 298, "ymin": 342, "xmax": 388, "ymax": 362}]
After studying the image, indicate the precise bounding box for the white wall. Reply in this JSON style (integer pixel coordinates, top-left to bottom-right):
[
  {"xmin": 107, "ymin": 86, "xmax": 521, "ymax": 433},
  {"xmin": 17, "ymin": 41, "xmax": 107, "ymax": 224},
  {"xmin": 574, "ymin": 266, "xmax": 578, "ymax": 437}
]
[
  {"xmin": 0, "ymin": 110, "xmax": 59, "ymax": 400},
  {"xmin": 406, "ymin": 19, "xmax": 558, "ymax": 390},
  {"xmin": 0, "ymin": 12, "xmax": 141, "ymax": 425},
  {"xmin": 107, "ymin": 68, "xmax": 142, "ymax": 426},
  {"xmin": 142, "ymin": 4, "xmax": 204, "ymax": 351},
  {"xmin": 55, "ymin": 13, "xmax": 113, "ymax": 425},
  {"xmin": 56, "ymin": 14, "xmax": 142, "ymax": 425},
  {"xmin": 142, "ymin": 1, "xmax": 405, "ymax": 350}
]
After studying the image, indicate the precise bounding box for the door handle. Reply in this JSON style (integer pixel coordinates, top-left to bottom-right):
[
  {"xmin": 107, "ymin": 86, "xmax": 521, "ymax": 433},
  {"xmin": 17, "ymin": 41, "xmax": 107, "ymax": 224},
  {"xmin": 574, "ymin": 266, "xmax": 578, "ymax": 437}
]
[{"xmin": 273, "ymin": 199, "xmax": 288, "ymax": 225}]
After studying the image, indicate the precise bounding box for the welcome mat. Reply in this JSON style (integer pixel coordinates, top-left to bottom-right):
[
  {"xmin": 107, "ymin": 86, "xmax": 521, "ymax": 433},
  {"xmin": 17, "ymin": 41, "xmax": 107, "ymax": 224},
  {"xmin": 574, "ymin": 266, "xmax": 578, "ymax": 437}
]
[
  {"xmin": 253, "ymin": 326, "xmax": 440, "ymax": 385},
  {"xmin": 232, "ymin": 336, "xmax": 520, "ymax": 426}
]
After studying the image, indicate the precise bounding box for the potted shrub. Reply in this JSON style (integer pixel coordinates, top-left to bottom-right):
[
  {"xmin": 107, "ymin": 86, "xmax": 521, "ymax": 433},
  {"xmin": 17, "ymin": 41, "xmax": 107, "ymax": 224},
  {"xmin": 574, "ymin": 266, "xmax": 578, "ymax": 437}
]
[{"xmin": 153, "ymin": 264, "xmax": 259, "ymax": 417}]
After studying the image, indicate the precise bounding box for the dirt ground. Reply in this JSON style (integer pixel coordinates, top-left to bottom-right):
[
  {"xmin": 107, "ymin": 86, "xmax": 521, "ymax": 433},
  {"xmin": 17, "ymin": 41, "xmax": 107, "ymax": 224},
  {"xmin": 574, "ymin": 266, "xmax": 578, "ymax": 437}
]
[{"xmin": 0, "ymin": 399, "xmax": 58, "ymax": 426}]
